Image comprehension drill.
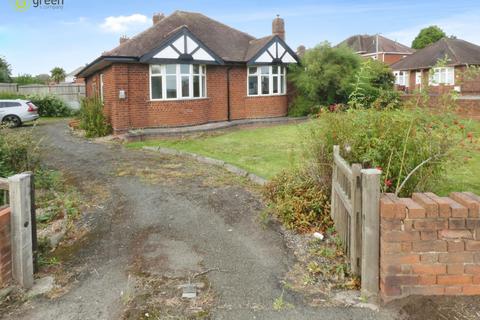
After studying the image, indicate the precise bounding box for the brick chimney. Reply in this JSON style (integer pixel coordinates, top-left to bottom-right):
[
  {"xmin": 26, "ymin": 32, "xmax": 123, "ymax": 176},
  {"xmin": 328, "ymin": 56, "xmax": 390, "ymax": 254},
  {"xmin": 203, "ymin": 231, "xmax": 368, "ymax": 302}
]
[
  {"xmin": 119, "ymin": 35, "xmax": 129, "ymax": 45},
  {"xmin": 153, "ymin": 12, "xmax": 165, "ymax": 25},
  {"xmin": 296, "ymin": 45, "xmax": 306, "ymax": 58},
  {"xmin": 272, "ymin": 14, "xmax": 285, "ymax": 41}
]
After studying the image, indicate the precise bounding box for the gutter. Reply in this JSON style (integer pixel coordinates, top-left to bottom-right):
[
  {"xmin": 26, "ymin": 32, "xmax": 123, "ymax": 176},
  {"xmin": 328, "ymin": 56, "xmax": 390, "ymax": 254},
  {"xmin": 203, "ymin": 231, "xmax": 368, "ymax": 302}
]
[{"xmin": 76, "ymin": 55, "xmax": 139, "ymax": 78}]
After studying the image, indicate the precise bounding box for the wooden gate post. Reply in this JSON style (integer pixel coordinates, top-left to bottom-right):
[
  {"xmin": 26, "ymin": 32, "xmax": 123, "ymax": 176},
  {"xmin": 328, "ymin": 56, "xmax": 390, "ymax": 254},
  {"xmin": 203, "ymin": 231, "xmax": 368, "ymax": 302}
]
[
  {"xmin": 8, "ymin": 173, "xmax": 34, "ymax": 289},
  {"xmin": 360, "ymin": 168, "xmax": 381, "ymax": 297},
  {"xmin": 350, "ymin": 164, "xmax": 362, "ymax": 275}
]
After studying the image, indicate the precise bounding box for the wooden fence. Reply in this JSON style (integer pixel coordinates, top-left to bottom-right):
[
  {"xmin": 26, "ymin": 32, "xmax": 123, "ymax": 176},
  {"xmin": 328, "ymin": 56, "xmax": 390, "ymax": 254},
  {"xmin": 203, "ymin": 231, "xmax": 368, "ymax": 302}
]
[
  {"xmin": 331, "ymin": 146, "xmax": 381, "ymax": 296},
  {"xmin": 0, "ymin": 83, "xmax": 85, "ymax": 109}
]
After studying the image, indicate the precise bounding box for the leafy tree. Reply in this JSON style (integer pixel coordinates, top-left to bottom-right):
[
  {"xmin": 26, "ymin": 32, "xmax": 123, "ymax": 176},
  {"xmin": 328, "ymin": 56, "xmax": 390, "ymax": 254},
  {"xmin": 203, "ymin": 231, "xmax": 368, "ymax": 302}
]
[
  {"xmin": 13, "ymin": 74, "xmax": 42, "ymax": 85},
  {"xmin": 0, "ymin": 56, "xmax": 12, "ymax": 83},
  {"xmin": 50, "ymin": 67, "xmax": 66, "ymax": 84},
  {"xmin": 289, "ymin": 42, "xmax": 361, "ymax": 106},
  {"xmin": 412, "ymin": 26, "xmax": 446, "ymax": 49}
]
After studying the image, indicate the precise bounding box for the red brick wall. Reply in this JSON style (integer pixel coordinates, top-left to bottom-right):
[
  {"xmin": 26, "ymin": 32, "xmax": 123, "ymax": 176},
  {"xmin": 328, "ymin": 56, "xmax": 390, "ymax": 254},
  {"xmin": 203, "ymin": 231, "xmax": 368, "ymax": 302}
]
[
  {"xmin": 401, "ymin": 94, "xmax": 480, "ymax": 120},
  {"xmin": 380, "ymin": 192, "xmax": 480, "ymax": 301},
  {"xmin": 85, "ymin": 63, "xmax": 289, "ymax": 133},
  {"xmin": 0, "ymin": 207, "xmax": 11, "ymax": 285},
  {"xmin": 383, "ymin": 53, "xmax": 409, "ymax": 65}
]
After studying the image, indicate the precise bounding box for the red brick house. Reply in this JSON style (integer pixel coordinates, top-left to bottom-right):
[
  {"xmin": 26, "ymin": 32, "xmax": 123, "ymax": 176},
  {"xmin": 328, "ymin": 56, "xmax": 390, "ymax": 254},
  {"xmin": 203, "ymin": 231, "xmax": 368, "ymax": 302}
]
[
  {"xmin": 391, "ymin": 38, "xmax": 480, "ymax": 119},
  {"xmin": 391, "ymin": 38, "xmax": 480, "ymax": 95},
  {"xmin": 337, "ymin": 34, "xmax": 414, "ymax": 65},
  {"xmin": 77, "ymin": 11, "xmax": 299, "ymax": 133}
]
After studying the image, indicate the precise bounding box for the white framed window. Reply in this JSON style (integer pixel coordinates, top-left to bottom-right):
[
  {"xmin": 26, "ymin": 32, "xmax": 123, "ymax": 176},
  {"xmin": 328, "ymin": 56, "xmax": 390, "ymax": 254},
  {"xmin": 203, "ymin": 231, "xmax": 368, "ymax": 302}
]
[
  {"xmin": 394, "ymin": 71, "xmax": 409, "ymax": 87},
  {"xmin": 100, "ymin": 74, "xmax": 104, "ymax": 102},
  {"xmin": 415, "ymin": 71, "xmax": 422, "ymax": 85},
  {"xmin": 429, "ymin": 67, "xmax": 455, "ymax": 86},
  {"xmin": 150, "ymin": 64, "xmax": 206, "ymax": 101},
  {"xmin": 248, "ymin": 65, "xmax": 287, "ymax": 96}
]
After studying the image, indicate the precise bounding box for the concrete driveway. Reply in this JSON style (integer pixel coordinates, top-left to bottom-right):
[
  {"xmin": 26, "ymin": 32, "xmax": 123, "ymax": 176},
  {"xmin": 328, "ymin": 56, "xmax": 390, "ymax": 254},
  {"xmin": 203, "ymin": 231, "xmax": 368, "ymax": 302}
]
[{"xmin": 4, "ymin": 121, "xmax": 400, "ymax": 320}]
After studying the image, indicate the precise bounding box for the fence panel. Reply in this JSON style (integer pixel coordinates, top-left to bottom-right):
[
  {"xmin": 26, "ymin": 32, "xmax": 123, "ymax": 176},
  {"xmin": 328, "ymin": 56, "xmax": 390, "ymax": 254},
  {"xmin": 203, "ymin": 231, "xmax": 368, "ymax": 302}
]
[
  {"xmin": 0, "ymin": 83, "xmax": 18, "ymax": 93},
  {"xmin": 331, "ymin": 145, "xmax": 362, "ymax": 275}
]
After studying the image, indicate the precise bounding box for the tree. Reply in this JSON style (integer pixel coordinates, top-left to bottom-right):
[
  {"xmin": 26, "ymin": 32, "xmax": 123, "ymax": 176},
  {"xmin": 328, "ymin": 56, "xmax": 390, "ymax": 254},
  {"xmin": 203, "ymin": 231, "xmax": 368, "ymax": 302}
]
[
  {"xmin": 412, "ymin": 26, "xmax": 446, "ymax": 49},
  {"xmin": 13, "ymin": 74, "xmax": 41, "ymax": 85},
  {"xmin": 0, "ymin": 56, "xmax": 12, "ymax": 83},
  {"xmin": 289, "ymin": 42, "xmax": 361, "ymax": 106},
  {"xmin": 35, "ymin": 74, "xmax": 51, "ymax": 84},
  {"xmin": 50, "ymin": 67, "xmax": 66, "ymax": 84}
]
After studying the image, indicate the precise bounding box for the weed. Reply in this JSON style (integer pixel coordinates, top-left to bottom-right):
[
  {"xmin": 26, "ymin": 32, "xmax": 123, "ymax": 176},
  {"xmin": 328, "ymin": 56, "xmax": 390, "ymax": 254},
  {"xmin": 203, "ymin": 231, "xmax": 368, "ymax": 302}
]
[{"xmin": 273, "ymin": 290, "xmax": 293, "ymax": 311}]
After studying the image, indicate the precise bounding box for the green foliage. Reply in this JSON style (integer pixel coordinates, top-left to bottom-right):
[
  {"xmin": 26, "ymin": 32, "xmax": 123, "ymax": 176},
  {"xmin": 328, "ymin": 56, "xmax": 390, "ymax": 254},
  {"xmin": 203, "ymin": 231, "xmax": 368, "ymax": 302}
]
[
  {"xmin": 412, "ymin": 26, "xmax": 446, "ymax": 49},
  {"xmin": 50, "ymin": 67, "xmax": 67, "ymax": 84},
  {"xmin": 0, "ymin": 126, "xmax": 39, "ymax": 192},
  {"xmin": 288, "ymin": 94, "xmax": 320, "ymax": 117},
  {"xmin": 12, "ymin": 74, "xmax": 48, "ymax": 85},
  {"xmin": 306, "ymin": 108, "xmax": 464, "ymax": 196},
  {"xmin": 263, "ymin": 168, "xmax": 332, "ymax": 233},
  {"xmin": 289, "ymin": 42, "xmax": 361, "ymax": 106},
  {"xmin": 29, "ymin": 94, "xmax": 72, "ymax": 117},
  {"xmin": 348, "ymin": 59, "xmax": 398, "ymax": 109},
  {"xmin": 78, "ymin": 96, "xmax": 111, "ymax": 138},
  {"xmin": 0, "ymin": 56, "xmax": 12, "ymax": 83},
  {"xmin": 0, "ymin": 92, "xmax": 72, "ymax": 117}
]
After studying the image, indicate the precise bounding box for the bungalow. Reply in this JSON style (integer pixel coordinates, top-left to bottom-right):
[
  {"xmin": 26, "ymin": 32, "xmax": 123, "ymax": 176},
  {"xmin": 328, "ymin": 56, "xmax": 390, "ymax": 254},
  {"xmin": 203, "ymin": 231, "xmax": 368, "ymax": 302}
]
[
  {"xmin": 391, "ymin": 38, "xmax": 480, "ymax": 95},
  {"xmin": 337, "ymin": 34, "xmax": 414, "ymax": 65},
  {"xmin": 77, "ymin": 11, "xmax": 299, "ymax": 133}
]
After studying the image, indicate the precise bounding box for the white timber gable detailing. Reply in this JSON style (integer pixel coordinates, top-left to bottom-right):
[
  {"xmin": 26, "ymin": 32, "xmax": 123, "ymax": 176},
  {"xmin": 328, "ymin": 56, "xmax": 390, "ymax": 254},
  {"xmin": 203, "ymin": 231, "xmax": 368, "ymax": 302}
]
[
  {"xmin": 153, "ymin": 33, "xmax": 215, "ymax": 62},
  {"xmin": 254, "ymin": 39, "xmax": 296, "ymax": 64}
]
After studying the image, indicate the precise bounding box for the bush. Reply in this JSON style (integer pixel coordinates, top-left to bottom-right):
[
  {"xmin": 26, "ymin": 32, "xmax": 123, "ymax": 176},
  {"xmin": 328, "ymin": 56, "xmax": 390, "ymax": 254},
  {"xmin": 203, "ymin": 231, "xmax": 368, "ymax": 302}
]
[
  {"xmin": 306, "ymin": 108, "xmax": 464, "ymax": 196},
  {"xmin": 0, "ymin": 92, "xmax": 72, "ymax": 117},
  {"xmin": 78, "ymin": 97, "xmax": 111, "ymax": 138},
  {"xmin": 289, "ymin": 43, "xmax": 361, "ymax": 106},
  {"xmin": 264, "ymin": 168, "xmax": 332, "ymax": 233},
  {"xmin": 0, "ymin": 126, "xmax": 39, "ymax": 177},
  {"xmin": 288, "ymin": 95, "xmax": 320, "ymax": 117}
]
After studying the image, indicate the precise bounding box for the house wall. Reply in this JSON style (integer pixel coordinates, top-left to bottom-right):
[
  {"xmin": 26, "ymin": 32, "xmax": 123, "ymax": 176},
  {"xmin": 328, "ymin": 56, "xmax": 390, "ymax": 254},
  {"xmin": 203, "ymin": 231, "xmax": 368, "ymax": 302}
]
[
  {"xmin": 380, "ymin": 192, "xmax": 480, "ymax": 302},
  {"xmin": 0, "ymin": 207, "xmax": 12, "ymax": 286},
  {"xmin": 85, "ymin": 63, "xmax": 289, "ymax": 133},
  {"xmin": 383, "ymin": 53, "xmax": 409, "ymax": 65}
]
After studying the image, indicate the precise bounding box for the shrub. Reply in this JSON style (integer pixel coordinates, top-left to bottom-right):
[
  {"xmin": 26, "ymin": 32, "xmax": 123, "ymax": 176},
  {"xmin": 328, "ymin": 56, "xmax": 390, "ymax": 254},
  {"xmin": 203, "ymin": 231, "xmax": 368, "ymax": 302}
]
[
  {"xmin": 306, "ymin": 108, "xmax": 464, "ymax": 196},
  {"xmin": 289, "ymin": 43, "xmax": 361, "ymax": 106},
  {"xmin": 263, "ymin": 168, "xmax": 332, "ymax": 233},
  {"xmin": 0, "ymin": 92, "xmax": 72, "ymax": 117},
  {"xmin": 78, "ymin": 96, "xmax": 111, "ymax": 138},
  {"xmin": 29, "ymin": 94, "xmax": 72, "ymax": 117},
  {"xmin": 0, "ymin": 126, "xmax": 39, "ymax": 177},
  {"xmin": 288, "ymin": 95, "xmax": 320, "ymax": 117}
]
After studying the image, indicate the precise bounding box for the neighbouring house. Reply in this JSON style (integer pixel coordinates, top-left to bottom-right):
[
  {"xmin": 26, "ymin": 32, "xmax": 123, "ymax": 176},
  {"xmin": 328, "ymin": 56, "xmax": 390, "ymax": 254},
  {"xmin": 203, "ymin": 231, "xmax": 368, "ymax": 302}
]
[
  {"xmin": 391, "ymin": 37, "xmax": 480, "ymax": 95},
  {"xmin": 391, "ymin": 37, "xmax": 480, "ymax": 119},
  {"xmin": 64, "ymin": 67, "xmax": 85, "ymax": 84},
  {"xmin": 77, "ymin": 11, "xmax": 299, "ymax": 133},
  {"xmin": 337, "ymin": 34, "xmax": 414, "ymax": 65}
]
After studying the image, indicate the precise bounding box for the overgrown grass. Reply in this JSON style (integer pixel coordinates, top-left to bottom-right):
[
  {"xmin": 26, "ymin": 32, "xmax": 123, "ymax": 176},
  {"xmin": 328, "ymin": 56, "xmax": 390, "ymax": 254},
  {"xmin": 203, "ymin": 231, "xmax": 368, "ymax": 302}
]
[
  {"xmin": 126, "ymin": 119, "xmax": 479, "ymax": 195},
  {"xmin": 127, "ymin": 123, "xmax": 311, "ymax": 179}
]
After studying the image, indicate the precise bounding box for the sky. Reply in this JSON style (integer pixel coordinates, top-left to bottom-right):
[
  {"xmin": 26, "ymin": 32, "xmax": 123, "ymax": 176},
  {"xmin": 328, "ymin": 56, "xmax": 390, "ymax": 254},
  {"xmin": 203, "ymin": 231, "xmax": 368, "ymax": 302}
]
[{"xmin": 1, "ymin": 0, "xmax": 479, "ymax": 76}]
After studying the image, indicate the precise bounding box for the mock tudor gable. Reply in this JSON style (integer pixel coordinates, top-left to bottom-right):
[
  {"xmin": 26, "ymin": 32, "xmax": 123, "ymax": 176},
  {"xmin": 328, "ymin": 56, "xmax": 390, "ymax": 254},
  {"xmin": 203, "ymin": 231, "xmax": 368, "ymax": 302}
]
[
  {"xmin": 79, "ymin": 11, "xmax": 299, "ymax": 133},
  {"xmin": 140, "ymin": 27, "xmax": 224, "ymax": 65}
]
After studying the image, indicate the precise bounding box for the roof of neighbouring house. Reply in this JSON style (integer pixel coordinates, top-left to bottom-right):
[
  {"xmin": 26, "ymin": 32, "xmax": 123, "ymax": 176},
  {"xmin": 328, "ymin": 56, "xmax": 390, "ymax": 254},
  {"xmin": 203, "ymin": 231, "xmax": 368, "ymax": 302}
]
[
  {"xmin": 66, "ymin": 66, "xmax": 84, "ymax": 77},
  {"xmin": 391, "ymin": 37, "xmax": 480, "ymax": 70},
  {"xmin": 337, "ymin": 34, "xmax": 414, "ymax": 55}
]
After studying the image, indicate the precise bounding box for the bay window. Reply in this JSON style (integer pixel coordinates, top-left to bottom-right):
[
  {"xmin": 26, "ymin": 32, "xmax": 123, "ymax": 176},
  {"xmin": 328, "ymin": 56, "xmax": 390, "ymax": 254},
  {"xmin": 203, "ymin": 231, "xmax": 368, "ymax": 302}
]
[
  {"xmin": 429, "ymin": 67, "xmax": 455, "ymax": 86},
  {"xmin": 150, "ymin": 64, "xmax": 206, "ymax": 100},
  {"xmin": 248, "ymin": 65, "xmax": 287, "ymax": 96}
]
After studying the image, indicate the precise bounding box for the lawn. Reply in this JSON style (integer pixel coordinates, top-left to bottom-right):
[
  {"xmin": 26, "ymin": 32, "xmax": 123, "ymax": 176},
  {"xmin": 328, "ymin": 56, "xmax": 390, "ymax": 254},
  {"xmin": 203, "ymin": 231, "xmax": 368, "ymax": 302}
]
[
  {"xmin": 127, "ymin": 123, "xmax": 311, "ymax": 179},
  {"xmin": 127, "ymin": 119, "xmax": 480, "ymax": 196}
]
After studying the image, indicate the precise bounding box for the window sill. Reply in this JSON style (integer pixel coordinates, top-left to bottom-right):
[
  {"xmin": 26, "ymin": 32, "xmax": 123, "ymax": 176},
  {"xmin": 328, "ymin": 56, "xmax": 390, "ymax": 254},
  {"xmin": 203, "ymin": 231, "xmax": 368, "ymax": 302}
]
[
  {"xmin": 246, "ymin": 93, "xmax": 287, "ymax": 98},
  {"xmin": 150, "ymin": 97, "xmax": 209, "ymax": 102}
]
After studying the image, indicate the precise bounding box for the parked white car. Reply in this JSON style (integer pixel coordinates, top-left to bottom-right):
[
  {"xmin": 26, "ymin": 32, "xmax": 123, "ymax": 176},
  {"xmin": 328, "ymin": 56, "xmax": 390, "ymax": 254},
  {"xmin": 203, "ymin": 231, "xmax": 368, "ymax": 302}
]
[{"xmin": 0, "ymin": 100, "xmax": 39, "ymax": 127}]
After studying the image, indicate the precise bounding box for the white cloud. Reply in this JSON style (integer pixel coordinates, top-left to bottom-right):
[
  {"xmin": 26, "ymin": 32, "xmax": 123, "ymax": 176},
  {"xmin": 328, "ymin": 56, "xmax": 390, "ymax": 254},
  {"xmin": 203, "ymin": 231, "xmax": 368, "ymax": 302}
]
[
  {"xmin": 385, "ymin": 11, "xmax": 480, "ymax": 46},
  {"xmin": 100, "ymin": 14, "xmax": 149, "ymax": 33}
]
